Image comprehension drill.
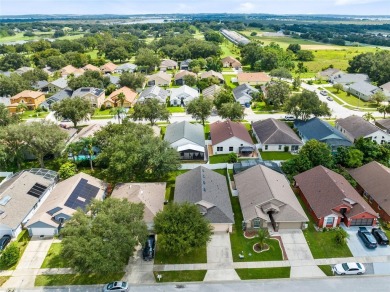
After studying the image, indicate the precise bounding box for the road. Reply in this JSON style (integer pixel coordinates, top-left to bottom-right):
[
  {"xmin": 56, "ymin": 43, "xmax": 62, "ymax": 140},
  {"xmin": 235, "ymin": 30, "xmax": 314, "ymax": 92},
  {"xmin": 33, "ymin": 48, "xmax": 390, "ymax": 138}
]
[{"xmin": 11, "ymin": 276, "xmax": 390, "ymax": 292}]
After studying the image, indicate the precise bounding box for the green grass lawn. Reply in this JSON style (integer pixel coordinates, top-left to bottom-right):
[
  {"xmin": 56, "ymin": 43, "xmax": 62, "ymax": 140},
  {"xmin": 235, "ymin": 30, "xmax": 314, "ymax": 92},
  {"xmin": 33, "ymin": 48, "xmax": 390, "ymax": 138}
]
[
  {"xmin": 167, "ymin": 106, "xmax": 185, "ymax": 113},
  {"xmin": 329, "ymin": 89, "xmax": 377, "ymax": 109},
  {"xmin": 220, "ymin": 41, "xmax": 240, "ymax": 58},
  {"xmin": 153, "ymin": 270, "xmax": 206, "ymax": 282},
  {"xmin": 260, "ymin": 151, "xmax": 296, "ymax": 161},
  {"xmin": 163, "ymin": 170, "xmax": 188, "ymax": 202},
  {"xmin": 223, "ymin": 74, "xmax": 238, "ymax": 89},
  {"xmin": 0, "ymin": 32, "xmax": 52, "ymax": 43},
  {"xmin": 318, "ymin": 265, "xmax": 334, "ymax": 276},
  {"xmin": 41, "ymin": 243, "xmax": 70, "ymax": 268},
  {"xmin": 235, "ymin": 267, "xmax": 291, "ymax": 280},
  {"xmin": 209, "ymin": 154, "xmax": 231, "ymax": 164},
  {"xmin": 93, "ymin": 109, "xmax": 113, "ymax": 116},
  {"xmin": 251, "ymin": 101, "xmax": 279, "ymax": 113},
  {"xmin": 0, "ymin": 230, "xmax": 30, "ymax": 270},
  {"xmin": 154, "ymin": 240, "xmax": 207, "ymax": 265},
  {"xmin": 35, "ymin": 273, "xmax": 125, "ymax": 286},
  {"xmin": 19, "ymin": 110, "xmax": 49, "ymax": 119},
  {"xmin": 0, "ymin": 276, "xmax": 10, "ymax": 286},
  {"xmin": 86, "ymin": 49, "xmax": 99, "ymax": 59}
]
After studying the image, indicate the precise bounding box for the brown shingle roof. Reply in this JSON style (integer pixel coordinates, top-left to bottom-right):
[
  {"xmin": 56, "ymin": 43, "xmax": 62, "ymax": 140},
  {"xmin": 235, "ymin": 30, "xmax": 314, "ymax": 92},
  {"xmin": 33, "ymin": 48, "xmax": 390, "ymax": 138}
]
[
  {"xmin": 252, "ymin": 118, "xmax": 302, "ymax": 145},
  {"xmin": 210, "ymin": 120, "xmax": 253, "ymax": 145},
  {"xmin": 336, "ymin": 115, "xmax": 380, "ymax": 140},
  {"xmin": 237, "ymin": 72, "xmax": 271, "ymax": 83},
  {"xmin": 83, "ymin": 64, "xmax": 100, "ymax": 71},
  {"xmin": 349, "ymin": 161, "xmax": 390, "ymax": 214},
  {"xmin": 294, "ymin": 166, "xmax": 377, "ymax": 219},
  {"xmin": 174, "ymin": 70, "xmax": 197, "ymax": 81}
]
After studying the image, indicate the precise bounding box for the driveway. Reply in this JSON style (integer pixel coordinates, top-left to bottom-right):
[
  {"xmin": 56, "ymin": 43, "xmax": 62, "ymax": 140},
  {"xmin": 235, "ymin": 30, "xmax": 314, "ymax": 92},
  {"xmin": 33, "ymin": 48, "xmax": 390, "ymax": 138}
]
[
  {"xmin": 342, "ymin": 226, "xmax": 390, "ymax": 257},
  {"xmin": 124, "ymin": 244, "xmax": 155, "ymax": 284}
]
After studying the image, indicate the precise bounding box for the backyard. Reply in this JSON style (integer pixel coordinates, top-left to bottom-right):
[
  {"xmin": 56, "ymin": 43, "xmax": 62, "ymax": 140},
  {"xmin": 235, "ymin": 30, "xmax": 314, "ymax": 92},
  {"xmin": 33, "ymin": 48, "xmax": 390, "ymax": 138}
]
[
  {"xmin": 209, "ymin": 154, "xmax": 231, "ymax": 164},
  {"xmin": 260, "ymin": 151, "xmax": 296, "ymax": 161},
  {"xmin": 223, "ymin": 74, "xmax": 238, "ymax": 89}
]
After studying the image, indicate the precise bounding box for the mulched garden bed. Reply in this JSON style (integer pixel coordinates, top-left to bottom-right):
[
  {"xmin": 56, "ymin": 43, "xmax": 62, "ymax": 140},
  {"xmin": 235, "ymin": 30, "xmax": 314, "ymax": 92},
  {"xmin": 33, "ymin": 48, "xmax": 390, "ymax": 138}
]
[{"xmin": 244, "ymin": 231, "xmax": 257, "ymax": 239}]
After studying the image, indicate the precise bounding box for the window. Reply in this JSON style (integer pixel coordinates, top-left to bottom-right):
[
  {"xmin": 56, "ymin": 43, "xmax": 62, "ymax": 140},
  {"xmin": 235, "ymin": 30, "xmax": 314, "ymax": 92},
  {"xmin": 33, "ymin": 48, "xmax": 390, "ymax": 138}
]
[
  {"xmin": 217, "ymin": 147, "xmax": 223, "ymax": 152},
  {"xmin": 253, "ymin": 218, "xmax": 261, "ymax": 228},
  {"xmin": 378, "ymin": 205, "xmax": 381, "ymax": 210},
  {"xmin": 325, "ymin": 217, "xmax": 334, "ymax": 225},
  {"xmin": 278, "ymin": 145, "xmax": 282, "ymax": 150},
  {"xmin": 291, "ymin": 145, "xmax": 298, "ymax": 151},
  {"xmin": 229, "ymin": 146, "xmax": 233, "ymax": 151},
  {"xmin": 265, "ymin": 145, "xmax": 268, "ymax": 150},
  {"xmin": 368, "ymin": 195, "xmax": 373, "ymax": 204}
]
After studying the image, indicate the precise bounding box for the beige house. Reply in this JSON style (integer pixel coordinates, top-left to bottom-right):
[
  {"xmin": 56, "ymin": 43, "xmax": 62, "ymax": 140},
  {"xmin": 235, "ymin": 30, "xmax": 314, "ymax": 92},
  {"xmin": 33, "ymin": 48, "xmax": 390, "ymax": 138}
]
[
  {"xmin": 237, "ymin": 72, "xmax": 271, "ymax": 85},
  {"xmin": 71, "ymin": 87, "xmax": 105, "ymax": 108},
  {"xmin": 100, "ymin": 62, "xmax": 118, "ymax": 74},
  {"xmin": 8, "ymin": 90, "xmax": 46, "ymax": 113},
  {"xmin": 111, "ymin": 182, "xmax": 166, "ymax": 231},
  {"xmin": 60, "ymin": 65, "xmax": 84, "ymax": 77},
  {"xmin": 160, "ymin": 59, "xmax": 178, "ymax": 71},
  {"xmin": 104, "ymin": 86, "xmax": 138, "ymax": 108},
  {"xmin": 147, "ymin": 71, "xmax": 171, "ymax": 87},
  {"xmin": 221, "ymin": 56, "xmax": 242, "ymax": 69},
  {"xmin": 200, "ymin": 70, "xmax": 224, "ymax": 84},
  {"xmin": 174, "ymin": 70, "xmax": 197, "ymax": 86},
  {"xmin": 83, "ymin": 64, "xmax": 101, "ymax": 72},
  {"xmin": 235, "ymin": 165, "xmax": 308, "ymax": 231}
]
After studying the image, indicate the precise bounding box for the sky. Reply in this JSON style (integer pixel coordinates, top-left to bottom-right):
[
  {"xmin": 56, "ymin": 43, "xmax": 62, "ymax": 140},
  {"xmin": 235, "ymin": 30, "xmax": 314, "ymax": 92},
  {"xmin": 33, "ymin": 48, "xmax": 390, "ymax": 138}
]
[{"xmin": 0, "ymin": 0, "xmax": 389, "ymax": 16}]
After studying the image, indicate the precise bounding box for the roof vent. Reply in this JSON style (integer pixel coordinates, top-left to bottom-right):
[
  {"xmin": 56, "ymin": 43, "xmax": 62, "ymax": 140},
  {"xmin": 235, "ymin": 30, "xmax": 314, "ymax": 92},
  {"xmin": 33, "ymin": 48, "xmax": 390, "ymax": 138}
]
[{"xmin": 0, "ymin": 196, "xmax": 12, "ymax": 206}]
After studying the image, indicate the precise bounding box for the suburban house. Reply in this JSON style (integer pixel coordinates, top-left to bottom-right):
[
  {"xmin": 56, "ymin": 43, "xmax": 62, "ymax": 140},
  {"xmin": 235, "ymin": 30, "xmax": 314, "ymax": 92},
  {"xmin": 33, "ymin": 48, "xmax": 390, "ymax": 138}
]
[
  {"xmin": 71, "ymin": 87, "xmax": 105, "ymax": 108},
  {"xmin": 294, "ymin": 166, "xmax": 378, "ymax": 228},
  {"xmin": 347, "ymin": 81, "xmax": 380, "ymax": 101},
  {"xmin": 180, "ymin": 59, "xmax": 192, "ymax": 70},
  {"xmin": 200, "ymin": 70, "xmax": 224, "ymax": 84},
  {"xmin": 232, "ymin": 83, "xmax": 259, "ymax": 105},
  {"xmin": 380, "ymin": 81, "xmax": 390, "ymax": 98},
  {"xmin": 40, "ymin": 89, "xmax": 73, "ymax": 110},
  {"xmin": 174, "ymin": 70, "xmax": 197, "ymax": 86},
  {"xmin": 169, "ymin": 85, "xmax": 199, "ymax": 106},
  {"xmin": 318, "ymin": 68, "xmax": 341, "ymax": 80},
  {"xmin": 160, "ymin": 59, "xmax": 178, "ymax": 71},
  {"xmin": 202, "ymin": 84, "xmax": 221, "ymax": 99},
  {"xmin": 0, "ymin": 168, "xmax": 58, "ymax": 238},
  {"xmin": 15, "ymin": 66, "xmax": 33, "ymax": 75},
  {"xmin": 47, "ymin": 77, "xmax": 69, "ymax": 93},
  {"xmin": 336, "ymin": 115, "xmax": 390, "ymax": 144},
  {"xmin": 349, "ymin": 161, "xmax": 390, "ymax": 223},
  {"xmin": 294, "ymin": 117, "xmax": 352, "ymax": 152},
  {"xmin": 32, "ymin": 80, "xmax": 49, "ymax": 92},
  {"xmin": 25, "ymin": 172, "xmax": 106, "ymax": 237},
  {"xmin": 330, "ymin": 72, "xmax": 369, "ymax": 85},
  {"xmin": 375, "ymin": 119, "xmax": 390, "ymax": 133},
  {"xmin": 164, "ymin": 121, "xmax": 205, "ymax": 160},
  {"xmin": 210, "ymin": 120, "xmax": 255, "ymax": 156},
  {"xmin": 137, "ymin": 85, "xmax": 169, "ymax": 103},
  {"xmin": 252, "ymin": 118, "xmax": 303, "ymax": 152},
  {"xmin": 114, "ymin": 63, "xmax": 137, "ymax": 74},
  {"xmin": 147, "ymin": 71, "xmax": 171, "ymax": 86},
  {"xmin": 111, "ymin": 182, "xmax": 166, "ymax": 231},
  {"xmin": 82, "ymin": 64, "xmax": 101, "ymax": 72},
  {"xmin": 100, "ymin": 62, "xmax": 118, "ymax": 74},
  {"xmin": 221, "ymin": 56, "xmax": 242, "ymax": 69},
  {"xmin": 8, "ymin": 90, "xmax": 46, "ymax": 112},
  {"xmin": 60, "ymin": 65, "xmax": 84, "ymax": 77},
  {"xmin": 235, "ymin": 165, "xmax": 308, "ymax": 231},
  {"xmin": 174, "ymin": 166, "xmax": 234, "ymax": 232},
  {"xmin": 104, "ymin": 86, "xmax": 137, "ymax": 108},
  {"xmin": 237, "ymin": 72, "xmax": 271, "ymax": 85}
]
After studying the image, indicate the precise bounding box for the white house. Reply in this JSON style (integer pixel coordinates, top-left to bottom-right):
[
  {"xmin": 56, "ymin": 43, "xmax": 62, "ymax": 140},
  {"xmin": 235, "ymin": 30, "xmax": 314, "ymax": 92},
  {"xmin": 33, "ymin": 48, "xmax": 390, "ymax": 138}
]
[
  {"xmin": 169, "ymin": 85, "xmax": 199, "ymax": 106},
  {"xmin": 210, "ymin": 120, "xmax": 255, "ymax": 155},
  {"xmin": 137, "ymin": 85, "xmax": 169, "ymax": 103}
]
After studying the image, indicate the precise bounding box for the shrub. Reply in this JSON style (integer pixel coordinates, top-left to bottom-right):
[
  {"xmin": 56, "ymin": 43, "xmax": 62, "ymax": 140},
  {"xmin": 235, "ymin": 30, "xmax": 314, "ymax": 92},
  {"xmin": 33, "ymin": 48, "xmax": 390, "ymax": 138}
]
[
  {"xmin": 227, "ymin": 152, "xmax": 238, "ymax": 163},
  {"xmin": 100, "ymin": 104, "xmax": 106, "ymax": 111},
  {"xmin": 58, "ymin": 162, "xmax": 78, "ymax": 180},
  {"xmin": 0, "ymin": 242, "xmax": 20, "ymax": 267},
  {"xmin": 307, "ymin": 80, "xmax": 313, "ymax": 85},
  {"xmin": 334, "ymin": 228, "xmax": 349, "ymax": 245}
]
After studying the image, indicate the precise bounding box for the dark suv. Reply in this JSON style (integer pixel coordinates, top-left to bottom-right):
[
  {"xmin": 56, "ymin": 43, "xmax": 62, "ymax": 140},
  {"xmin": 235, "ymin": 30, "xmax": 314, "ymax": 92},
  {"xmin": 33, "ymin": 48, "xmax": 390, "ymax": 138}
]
[
  {"xmin": 0, "ymin": 235, "xmax": 11, "ymax": 251},
  {"xmin": 358, "ymin": 227, "xmax": 377, "ymax": 249},
  {"xmin": 372, "ymin": 228, "xmax": 389, "ymax": 245},
  {"xmin": 142, "ymin": 235, "xmax": 155, "ymax": 261}
]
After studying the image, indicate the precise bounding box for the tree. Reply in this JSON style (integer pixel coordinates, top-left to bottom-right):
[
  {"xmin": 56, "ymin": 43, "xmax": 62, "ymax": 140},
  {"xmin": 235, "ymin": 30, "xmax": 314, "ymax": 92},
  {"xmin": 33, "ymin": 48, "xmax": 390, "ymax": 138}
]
[
  {"xmin": 334, "ymin": 147, "xmax": 363, "ymax": 168},
  {"xmin": 79, "ymin": 137, "xmax": 96, "ymax": 171},
  {"xmin": 206, "ymin": 57, "xmax": 222, "ymax": 72},
  {"xmin": 213, "ymin": 89, "xmax": 234, "ymax": 110},
  {"xmin": 110, "ymin": 107, "xmax": 126, "ymax": 124},
  {"xmin": 58, "ymin": 162, "xmax": 78, "ymax": 180},
  {"xmin": 61, "ymin": 198, "xmax": 148, "ymax": 274},
  {"xmin": 95, "ymin": 121, "xmax": 180, "ymax": 182},
  {"xmin": 116, "ymin": 92, "xmax": 126, "ymax": 107},
  {"xmin": 118, "ymin": 72, "xmax": 146, "ymax": 91},
  {"xmin": 296, "ymin": 50, "xmax": 315, "ymax": 61},
  {"xmin": 362, "ymin": 112, "xmax": 375, "ymax": 122},
  {"xmin": 0, "ymin": 124, "xmax": 26, "ymax": 170},
  {"xmin": 182, "ymin": 75, "xmax": 197, "ymax": 87},
  {"xmin": 265, "ymin": 80, "xmax": 291, "ymax": 108},
  {"xmin": 334, "ymin": 228, "xmax": 349, "ymax": 245},
  {"xmin": 333, "ymin": 83, "xmax": 343, "ymax": 93},
  {"xmin": 354, "ymin": 137, "xmax": 390, "ymax": 165},
  {"xmin": 154, "ymin": 202, "xmax": 212, "ymax": 256},
  {"xmin": 257, "ymin": 228, "xmax": 270, "ymax": 251},
  {"xmin": 228, "ymin": 152, "xmax": 238, "ymax": 163},
  {"xmin": 295, "ymin": 62, "xmax": 307, "ymax": 76},
  {"xmin": 292, "ymin": 77, "xmax": 301, "ymax": 90},
  {"xmin": 0, "ymin": 104, "xmax": 19, "ymax": 127},
  {"xmin": 0, "ymin": 242, "xmax": 20, "ymax": 267},
  {"xmin": 16, "ymin": 103, "xmax": 27, "ymax": 114},
  {"xmin": 186, "ymin": 97, "xmax": 213, "ymax": 126},
  {"xmin": 370, "ymin": 91, "xmax": 386, "ymax": 106},
  {"xmin": 0, "ymin": 53, "xmax": 30, "ymax": 71},
  {"xmin": 52, "ymin": 97, "xmax": 95, "ymax": 128},
  {"xmin": 105, "ymin": 46, "xmax": 129, "ymax": 63},
  {"xmin": 284, "ymin": 90, "xmax": 331, "ymax": 120},
  {"xmin": 287, "ymin": 44, "xmax": 301, "ymax": 54},
  {"xmin": 135, "ymin": 48, "xmax": 160, "ymax": 71},
  {"xmin": 204, "ymin": 31, "xmax": 224, "ymax": 43},
  {"xmin": 22, "ymin": 121, "xmax": 68, "ymax": 167},
  {"xmin": 299, "ymin": 139, "xmax": 333, "ymax": 169},
  {"xmin": 269, "ymin": 67, "xmax": 292, "ymax": 79},
  {"xmin": 218, "ymin": 103, "xmax": 245, "ymax": 121},
  {"xmin": 131, "ymin": 98, "xmax": 171, "ymax": 125},
  {"xmin": 67, "ymin": 70, "xmax": 108, "ymax": 90}
]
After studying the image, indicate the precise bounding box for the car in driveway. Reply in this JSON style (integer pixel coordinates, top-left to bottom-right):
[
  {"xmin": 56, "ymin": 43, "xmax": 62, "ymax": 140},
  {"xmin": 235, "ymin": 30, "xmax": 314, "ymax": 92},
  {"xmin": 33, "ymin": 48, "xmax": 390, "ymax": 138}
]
[
  {"xmin": 0, "ymin": 235, "xmax": 11, "ymax": 251},
  {"xmin": 143, "ymin": 235, "xmax": 155, "ymax": 261},
  {"xmin": 103, "ymin": 281, "xmax": 129, "ymax": 292},
  {"xmin": 358, "ymin": 227, "xmax": 377, "ymax": 249},
  {"xmin": 372, "ymin": 228, "xmax": 389, "ymax": 245},
  {"xmin": 332, "ymin": 262, "xmax": 365, "ymax": 275}
]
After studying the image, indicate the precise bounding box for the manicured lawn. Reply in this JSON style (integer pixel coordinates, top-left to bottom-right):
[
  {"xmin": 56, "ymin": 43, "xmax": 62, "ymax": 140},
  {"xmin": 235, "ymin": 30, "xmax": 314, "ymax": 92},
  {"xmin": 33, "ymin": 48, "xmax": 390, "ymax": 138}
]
[
  {"xmin": 260, "ymin": 151, "xmax": 295, "ymax": 161},
  {"xmin": 318, "ymin": 265, "xmax": 334, "ymax": 276},
  {"xmin": 154, "ymin": 239, "xmax": 207, "ymax": 265},
  {"xmin": 153, "ymin": 270, "xmax": 207, "ymax": 282},
  {"xmin": 93, "ymin": 109, "xmax": 113, "ymax": 116},
  {"xmin": 86, "ymin": 49, "xmax": 99, "ymax": 59},
  {"xmin": 163, "ymin": 170, "xmax": 188, "ymax": 202},
  {"xmin": 35, "ymin": 272, "xmax": 125, "ymax": 286},
  {"xmin": 223, "ymin": 74, "xmax": 238, "ymax": 89},
  {"xmin": 0, "ymin": 276, "xmax": 10, "ymax": 286},
  {"xmin": 209, "ymin": 154, "xmax": 231, "ymax": 164},
  {"xmin": 235, "ymin": 267, "xmax": 291, "ymax": 280},
  {"xmin": 220, "ymin": 41, "xmax": 240, "ymax": 58},
  {"xmin": 41, "ymin": 243, "xmax": 70, "ymax": 268},
  {"xmin": 251, "ymin": 102, "xmax": 279, "ymax": 113},
  {"xmin": 230, "ymin": 195, "xmax": 283, "ymax": 262},
  {"xmin": 329, "ymin": 89, "xmax": 377, "ymax": 109},
  {"xmin": 19, "ymin": 110, "xmax": 49, "ymax": 119},
  {"xmin": 0, "ymin": 230, "xmax": 30, "ymax": 270},
  {"xmin": 167, "ymin": 106, "xmax": 185, "ymax": 113}
]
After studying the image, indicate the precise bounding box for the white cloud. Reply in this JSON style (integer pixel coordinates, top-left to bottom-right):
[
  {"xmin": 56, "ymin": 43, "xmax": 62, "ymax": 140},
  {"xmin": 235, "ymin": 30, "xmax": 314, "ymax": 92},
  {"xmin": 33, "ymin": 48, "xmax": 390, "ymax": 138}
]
[
  {"xmin": 334, "ymin": 0, "xmax": 382, "ymax": 5},
  {"xmin": 239, "ymin": 2, "xmax": 255, "ymax": 12}
]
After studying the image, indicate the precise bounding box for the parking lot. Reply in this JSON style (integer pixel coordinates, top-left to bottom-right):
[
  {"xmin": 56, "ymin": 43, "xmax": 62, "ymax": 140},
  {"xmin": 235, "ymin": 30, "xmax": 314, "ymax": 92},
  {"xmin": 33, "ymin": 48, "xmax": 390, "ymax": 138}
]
[{"xmin": 342, "ymin": 226, "xmax": 390, "ymax": 257}]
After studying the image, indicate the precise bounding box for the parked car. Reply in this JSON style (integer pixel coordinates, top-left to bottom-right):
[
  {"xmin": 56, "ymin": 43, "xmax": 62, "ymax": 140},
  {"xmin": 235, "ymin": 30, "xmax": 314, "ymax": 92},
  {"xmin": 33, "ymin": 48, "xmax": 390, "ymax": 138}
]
[
  {"xmin": 320, "ymin": 90, "xmax": 328, "ymax": 96},
  {"xmin": 103, "ymin": 281, "xmax": 129, "ymax": 292},
  {"xmin": 284, "ymin": 115, "xmax": 295, "ymax": 121},
  {"xmin": 326, "ymin": 96, "xmax": 333, "ymax": 101},
  {"xmin": 332, "ymin": 262, "xmax": 365, "ymax": 275},
  {"xmin": 142, "ymin": 235, "xmax": 155, "ymax": 261},
  {"xmin": 372, "ymin": 228, "xmax": 389, "ymax": 245},
  {"xmin": 0, "ymin": 235, "xmax": 11, "ymax": 251},
  {"xmin": 358, "ymin": 227, "xmax": 377, "ymax": 249}
]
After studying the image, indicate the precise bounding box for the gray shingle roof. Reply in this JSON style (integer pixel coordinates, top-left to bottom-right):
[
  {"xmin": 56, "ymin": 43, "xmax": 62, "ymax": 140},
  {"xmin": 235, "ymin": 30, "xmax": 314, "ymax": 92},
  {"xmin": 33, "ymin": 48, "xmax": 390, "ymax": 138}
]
[
  {"xmin": 233, "ymin": 83, "xmax": 258, "ymax": 101},
  {"xmin": 174, "ymin": 167, "xmax": 234, "ymax": 224},
  {"xmin": 348, "ymin": 81, "xmax": 379, "ymax": 97},
  {"xmin": 32, "ymin": 80, "xmax": 49, "ymax": 90},
  {"xmin": 330, "ymin": 73, "xmax": 369, "ymax": 84},
  {"xmin": 50, "ymin": 77, "xmax": 68, "ymax": 89},
  {"xmin": 72, "ymin": 87, "xmax": 104, "ymax": 98},
  {"xmin": 164, "ymin": 121, "xmax": 205, "ymax": 147},
  {"xmin": 336, "ymin": 115, "xmax": 381, "ymax": 140},
  {"xmin": 202, "ymin": 84, "xmax": 221, "ymax": 98},
  {"xmin": 252, "ymin": 118, "xmax": 302, "ymax": 145},
  {"xmin": 138, "ymin": 85, "xmax": 169, "ymax": 103},
  {"xmin": 40, "ymin": 89, "xmax": 73, "ymax": 108},
  {"xmin": 116, "ymin": 63, "xmax": 137, "ymax": 71}
]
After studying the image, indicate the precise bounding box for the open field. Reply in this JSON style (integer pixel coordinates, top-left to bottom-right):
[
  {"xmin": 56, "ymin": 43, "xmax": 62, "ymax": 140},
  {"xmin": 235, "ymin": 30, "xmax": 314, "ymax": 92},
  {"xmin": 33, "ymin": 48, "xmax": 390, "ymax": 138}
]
[
  {"xmin": 220, "ymin": 41, "xmax": 240, "ymax": 58},
  {"xmin": 0, "ymin": 32, "xmax": 84, "ymax": 43}
]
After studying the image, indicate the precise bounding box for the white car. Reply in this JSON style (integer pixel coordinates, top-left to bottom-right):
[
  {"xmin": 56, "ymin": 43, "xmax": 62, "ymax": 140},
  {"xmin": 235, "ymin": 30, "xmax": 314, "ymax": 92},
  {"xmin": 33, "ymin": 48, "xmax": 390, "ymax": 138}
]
[
  {"xmin": 332, "ymin": 262, "xmax": 365, "ymax": 275},
  {"xmin": 103, "ymin": 281, "xmax": 129, "ymax": 292},
  {"xmin": 320, "ymin": 90, "xmax": 328, "ymax": 96},
  {"xmin": 284, "ymin": 115, "xmax": 295, "ymax": 121}
]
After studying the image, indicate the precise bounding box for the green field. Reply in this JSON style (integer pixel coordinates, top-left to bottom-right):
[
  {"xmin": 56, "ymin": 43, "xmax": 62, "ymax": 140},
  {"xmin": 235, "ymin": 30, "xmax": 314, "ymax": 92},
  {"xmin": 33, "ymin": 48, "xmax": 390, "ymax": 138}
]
[
  {"xmin": 0, "ymin": 32, "xmax": 84, "ymax": 43},
  {"xmin": 220, "ymin": 41, "xmax": 240, "ymax": 58}
]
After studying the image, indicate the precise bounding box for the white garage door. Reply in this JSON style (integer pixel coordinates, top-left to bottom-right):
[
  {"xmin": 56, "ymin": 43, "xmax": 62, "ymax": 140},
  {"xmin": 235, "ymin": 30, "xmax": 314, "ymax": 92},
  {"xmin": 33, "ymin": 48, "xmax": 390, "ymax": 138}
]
[{"xmin": 29, "ymin": 228, "xmax": 55, "ymax": 237}]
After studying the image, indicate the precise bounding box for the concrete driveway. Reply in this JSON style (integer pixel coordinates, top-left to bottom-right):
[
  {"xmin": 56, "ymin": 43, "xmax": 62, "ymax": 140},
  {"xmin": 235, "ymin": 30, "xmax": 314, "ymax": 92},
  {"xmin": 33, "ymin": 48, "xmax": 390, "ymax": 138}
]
[
  {"xmin": 124, "ymin": 244, "xmax": 155, "ymax": 284},
  {"xmin": 342, "ymin": 226, "xmax": 390, "ymax": 257}
]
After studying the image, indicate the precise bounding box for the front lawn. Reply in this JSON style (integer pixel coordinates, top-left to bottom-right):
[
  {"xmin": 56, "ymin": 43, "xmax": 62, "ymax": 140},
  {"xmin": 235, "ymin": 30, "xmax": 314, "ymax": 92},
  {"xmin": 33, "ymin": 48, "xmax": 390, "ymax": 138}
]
[
  {"xmin": 153, "ymin": 270, "xmax": 207, "ymax": 282},
  {"xmin": 154, "ymin": 240, "xmax": 207, "ymax": 265},
  {"xmin": 167, "ymin": 107, "xmax": 185, "ymax": 113},
  {"xmin": 318, "ymin": 265, "xmax": 334, "ymax": 276},
  {"xmin": 19, "ymin": 110, "xmax": 49, "ymax": 119},
  {"xmin": 260, "ymin": 151, "xmax": 295, "ymax": 161},
  {"xmin": 93, "ymin": 109, "xmax": 113, "ymax": 116},
  {"xmin": 209, "ymin": 154, "xmax": 231, "ymax": 164},
  {"xmin": 329, "ymin": 89, "xmax": 377, "ymax": 109},
  {"xmin": 35, "ymin": 273, "xmax": 125, "ymax": 286},
  {"xmin": 235, "ymin": 267, "xmax": 290, "ymax": 280},
  {"xmin": 41, "ymin": 243, "xmax": 70, "ymax": 268},
  {"xmin": 0, "ymin": 230, "xmax": 30, "ymax": 270}
]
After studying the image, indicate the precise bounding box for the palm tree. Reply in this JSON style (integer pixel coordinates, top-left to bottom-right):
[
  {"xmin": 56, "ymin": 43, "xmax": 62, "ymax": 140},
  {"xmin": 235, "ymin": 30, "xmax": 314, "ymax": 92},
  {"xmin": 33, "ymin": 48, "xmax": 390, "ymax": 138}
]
[
  {"xmin": 116, "ymin": 92, "xmax": 126, "ymax": 107},
  {"xmin": 110, "ymin": 107, "xmax": 126, "ymax": 124},
  {"xmin": 16, "ymin": 103, "xmax": 28, "ymax": 114},
  {"xmin": 334, "ymin": 228, "xmax": 350, "ymax": 245},
  {"xmin": 257, "ymin": 228, "xmax": 270, "ymax": 251},
  {"xmin": 80, "ymin": 137, "xmax": 95, "ymax": 171},
  {"xmin": 362, "ymin": 112, "xmax": 375, "ymax": 122},
  {"xmin": 67, "ymin": 142, "xmax": 84, "ymax": 163}
]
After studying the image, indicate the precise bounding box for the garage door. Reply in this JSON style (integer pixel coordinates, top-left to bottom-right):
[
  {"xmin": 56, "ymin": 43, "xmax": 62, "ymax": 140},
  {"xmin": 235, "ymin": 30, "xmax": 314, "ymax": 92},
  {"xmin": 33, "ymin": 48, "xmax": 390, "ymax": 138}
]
[
  {"xmin": 278, "ymin": 222, "xmax": 303, "ymax": 229},
  {"xmin": 29, "ymin": 228, "xmax": 56, "ymax": 237},
  {"xmin": 350, "ymin": 218, "xmax": 374, "ymax": 226}
]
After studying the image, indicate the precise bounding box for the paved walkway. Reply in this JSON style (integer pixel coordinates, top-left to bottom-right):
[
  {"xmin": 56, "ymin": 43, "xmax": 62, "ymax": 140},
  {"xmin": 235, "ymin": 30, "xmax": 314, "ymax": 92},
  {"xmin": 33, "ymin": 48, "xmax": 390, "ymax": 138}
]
[{"xmin": 123, "ymin": 244, "xmax": 155, "ymax": 284}]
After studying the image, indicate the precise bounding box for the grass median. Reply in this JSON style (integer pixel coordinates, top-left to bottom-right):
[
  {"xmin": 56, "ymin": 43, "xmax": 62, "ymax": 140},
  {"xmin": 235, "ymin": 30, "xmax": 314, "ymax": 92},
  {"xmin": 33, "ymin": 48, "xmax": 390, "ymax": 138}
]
[{"xmin": 236, "ymin": 267, "xmax": 290, "ymax": 280}]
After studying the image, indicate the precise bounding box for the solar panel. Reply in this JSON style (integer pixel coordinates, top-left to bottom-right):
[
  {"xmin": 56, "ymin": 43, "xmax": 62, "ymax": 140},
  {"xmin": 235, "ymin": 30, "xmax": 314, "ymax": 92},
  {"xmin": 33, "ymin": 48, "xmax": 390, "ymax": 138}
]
[
  {"xmin": 27, "ymin": 183, "xmax": 48, "ymax": 198},
  {"xmin": 47, "ymin": 206, "xmax": 63, "ymax": 216},
  {"xmin": 64, "ymin": 178, "xmax": 100, "ymax": 210}
]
